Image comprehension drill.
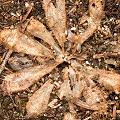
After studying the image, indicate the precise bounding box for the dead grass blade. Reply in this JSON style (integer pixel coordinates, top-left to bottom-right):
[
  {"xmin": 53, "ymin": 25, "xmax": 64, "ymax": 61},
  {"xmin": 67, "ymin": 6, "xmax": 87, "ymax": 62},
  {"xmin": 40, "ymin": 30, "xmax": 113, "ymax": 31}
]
[
  {"xmin": 26, "ymin": 79, "xmax": 54, "ymax": 118},
  {"xmin": 27, "ymin": 17, "xmax": 62, "ymax": 54},
  {"xmin": 0, "ymin": 29, "xmax": 53, "ymax": 58},
  {"xmin": 1, "ymin": 61, "xmax": 60, "ymax": 94},
  {"xmin": 42, "ymin": 0, "xmax": 66, "ymax": 53}
]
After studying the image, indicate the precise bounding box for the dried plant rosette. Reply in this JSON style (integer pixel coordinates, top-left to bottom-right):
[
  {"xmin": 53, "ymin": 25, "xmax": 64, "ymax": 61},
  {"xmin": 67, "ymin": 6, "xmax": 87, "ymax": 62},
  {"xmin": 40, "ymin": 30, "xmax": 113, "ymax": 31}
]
[{"xmin": 0, "ymin": 0, "xmax": 120, "ymax": 119}]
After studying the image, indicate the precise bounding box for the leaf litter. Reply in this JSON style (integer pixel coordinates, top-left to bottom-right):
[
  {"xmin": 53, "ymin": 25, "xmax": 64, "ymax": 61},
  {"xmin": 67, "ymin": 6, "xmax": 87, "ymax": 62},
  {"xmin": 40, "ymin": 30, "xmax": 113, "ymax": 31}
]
[{"xmin": 0, "ymin": 0, "xmax": 120, "ymax": 119}]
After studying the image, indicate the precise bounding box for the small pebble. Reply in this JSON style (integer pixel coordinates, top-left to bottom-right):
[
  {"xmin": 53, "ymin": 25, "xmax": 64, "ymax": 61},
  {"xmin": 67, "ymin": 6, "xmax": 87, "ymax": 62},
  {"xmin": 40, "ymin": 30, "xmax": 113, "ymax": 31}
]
[{"xmin": 71, "ymin": 27, "xmax": 76, "ymax": 31}]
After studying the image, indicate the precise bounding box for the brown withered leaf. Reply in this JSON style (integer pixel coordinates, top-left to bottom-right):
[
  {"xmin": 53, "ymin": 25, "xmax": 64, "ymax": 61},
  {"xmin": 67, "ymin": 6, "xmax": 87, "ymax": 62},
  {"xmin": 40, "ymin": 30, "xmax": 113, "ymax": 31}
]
[
  {"xmin": 73, "ymin": 80, "xmax": 85, "ymax": 98},
  {"xmin": 80, "ymin": 66, "xmax": 120, "ymax": 94},
  {"xmin": 83, "ymin": 80, "xmax": 107, "ymax": 111},
  {"xmin": 57, "ymin": 67, "xmax": 72, "ymax": 100},
  {"xmin": 1, "ymin": 60, "xmax": 60, "ymax": 94},
  {"xmin": 71, "ymin": 59, "xmax": 120, "ymax": 94},
  {"xmin": 58, "ymin": 67, "xmax": 76, "ymax": 115},
  {"xmin": 69, "ymin": 65, "xmax": 84, "ymax": 98},
  {"xmin": 67, "ymin": 30, "xmax": 78, "ymax": 42},
  {"xmin": 73, "ymin": 0, "xmax": 105, "ymax": 52},
  {"xmin": 26, "ymin": 79, "xmax": 54, "ymax": 118},
  {"xmin": 42, "ymin": 0, "xmax": 66, "ymax": 53},
  {"xmin": 70, "ymin": 60, "xmax": 108, "ymax": 111},
  {"xmin": 68, "ymin": 65, "xmax": 76, "ymax": 87},
  {"xmin": 0, "ymin": 29, "xmax": 53, "ymax": 58},
  {"xmin": 92, "ymin": 69, "xmax": 120, "ymax": 94},
  {"xmin": 8, "ymin": 55, "xmax": 34, "ymax": 71},
  {"xmin": 73, "ymin": 98, "xmax": 99, "ymax": 111},
  {"xmin": 63, "ymin": 112, "xmax": 75, "ymax": 120},
  {"xmin": 26, "ymin": 17, "xmax": 62, "ymax": 54}
]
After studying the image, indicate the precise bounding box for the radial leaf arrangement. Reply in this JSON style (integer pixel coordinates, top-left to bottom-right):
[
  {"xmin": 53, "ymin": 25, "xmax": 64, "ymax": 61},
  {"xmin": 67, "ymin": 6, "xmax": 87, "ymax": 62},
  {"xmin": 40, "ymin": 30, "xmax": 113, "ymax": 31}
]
[{"xmin": 0, "ymin": 0, "xmax": 120, "ymax": 119}]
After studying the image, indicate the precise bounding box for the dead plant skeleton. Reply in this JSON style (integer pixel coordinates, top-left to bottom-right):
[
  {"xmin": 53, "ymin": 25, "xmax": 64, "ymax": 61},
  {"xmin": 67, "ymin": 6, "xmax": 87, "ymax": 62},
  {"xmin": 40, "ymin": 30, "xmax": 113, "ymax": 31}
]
[{"xmin": 0, "ymin": 0, "xmax": 120, "ymax": 119}]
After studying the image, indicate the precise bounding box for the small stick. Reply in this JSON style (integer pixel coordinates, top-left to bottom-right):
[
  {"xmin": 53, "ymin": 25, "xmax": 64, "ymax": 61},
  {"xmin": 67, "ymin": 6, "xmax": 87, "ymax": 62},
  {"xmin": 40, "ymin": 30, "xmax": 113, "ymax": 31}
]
[
  {"xmin": 113, "ymin": 105, "xmax": 116, "ymax": 120},
  {"xmin": 114, "ymin": 23, "xmax": 120, "ymax": 30},
  {"xmin": 93, "ymin": 53, "xmax": 119, "ymax": 59},
  {"xmin": 0, "ymin": 49, "xmax": 13, "ymax": 74},
  {"xmin": 22, "ymin": 6, "xmax": 33, "ymax": 22}
]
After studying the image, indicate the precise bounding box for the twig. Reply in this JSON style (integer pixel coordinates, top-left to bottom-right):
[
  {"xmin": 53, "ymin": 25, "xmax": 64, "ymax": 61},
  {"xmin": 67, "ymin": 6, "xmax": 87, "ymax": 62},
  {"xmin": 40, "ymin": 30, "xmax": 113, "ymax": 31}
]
[
  {"xmin": 93, "ymin": 53, "xmax": 119, "ymax": 59},
  {"xmin": 22, "ymin": 6, "xmax": 33, "ymax": 22},
  {"xmin": 114, "ymin": 23, "xmax": 120, "ymax": 30},
  {"xmin": 113, "ymin": 105, "xmax": 116, "ymax": 120},
  {"xmin": 0, "ymin": 49, "xmax": 13, "ymax": 74}
]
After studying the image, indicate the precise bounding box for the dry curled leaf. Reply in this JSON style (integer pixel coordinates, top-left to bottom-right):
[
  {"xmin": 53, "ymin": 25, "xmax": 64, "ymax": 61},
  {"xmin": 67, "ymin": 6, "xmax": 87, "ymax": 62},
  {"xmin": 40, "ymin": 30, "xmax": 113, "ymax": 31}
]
[
  {"xmin": 63, "ymin": 112, "xmax": 75, "ymax": 120},
  {"xmin": 8, "ymin": 55, "xmax": 34, "ymax": 71},
  {"xmin": 83, "ymin": 80, "xmax": 107, "ymax": 111},
  {"xmin": 26, "ymin": 17, "xmax": 62, "ymax": 54},
  {"xmin": 77, "ymin": 66, "xmax": 120, "ymax": 94},
  {"xmin": 67, "ymin": 30, "xmax": 78, "ymax": 42},
  {"xmin": 70, "ymin": 60, "xmax": 108, "ymax": 111},
  {"xmin": 73, "ymin": 0, "xmax": 105, "ymax": 52},
  {"xmin": 1, "ymin": 60, "xmax": 59, "ymax": 94},
  {"xmin": 42, "ymin": 0, "xmax": 66, "ymax": 53},
  {"xmin": 71, "ymin": 59, "xmax": 120, "ymax": 94},
  {"xmin": 26, "ymin": 79, "xmax": 54, "ymax": 118},
  {"xmin": 0, "ymin": 29, "xmax": 53, "ymax": 58},
  {"xmin": 57, "ymin": 67, "xmax": 72, "ymax": 100},
  {"xmin": 93, "ymin": 69, "xmax": 120, "ymax": 94},
  {"xmin": 58, "ymin": 67, "xmax": 76, "ymax": 115}
]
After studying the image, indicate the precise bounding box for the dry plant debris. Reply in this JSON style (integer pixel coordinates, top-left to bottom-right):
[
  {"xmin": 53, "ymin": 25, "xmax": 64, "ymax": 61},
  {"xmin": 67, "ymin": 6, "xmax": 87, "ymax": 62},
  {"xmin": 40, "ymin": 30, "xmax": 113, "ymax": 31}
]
[
  {"xmin": 0, "ymin": 0, "xmax": 120, "ymax": 119},
  {"xmin": 26, "ymin": 79, "xmax": 54, "ymax": 118}
]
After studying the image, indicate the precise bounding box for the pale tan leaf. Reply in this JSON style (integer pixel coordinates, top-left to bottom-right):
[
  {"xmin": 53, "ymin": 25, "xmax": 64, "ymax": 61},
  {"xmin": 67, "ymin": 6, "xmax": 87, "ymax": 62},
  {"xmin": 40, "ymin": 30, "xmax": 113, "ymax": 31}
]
[
  {"xmin": 70, "ymin": 60, "xmax": 108, "ymax": 111},
  {"xmin": 80, "ymin": 13, "xmax": 89, "ymax": 25},
  {"xmin": 68, "ymin": 65, "xmax": 84, "ymax": 98},
  {"xmin": 26, "ymin": 17, "xmax": 62, "ymax": 53},
  {"xmin": 73, "ymin": 62, "xmax": 120, "ymax": 94},
  {"xmin": 73, "ymin": 98, "xmax": 99, "ymax": 111},
  {"xmin": 0, "ymin": 29, "xmax": 53, "ymax": 58},
  {"xmin": 67, "ymin": 30, "xmax": 78, "ymax": 42},
  {"xmin": 1, "ymin": 60, "xmax": 60, "ymax": 93},
  {"xmin": 73, "ymin": 80, "xmax": 85, "ymax": 98},
  {"xmin": 42, "ymin": 0, "xmax": 66, "ymax": 53},
  {"xmin": 26, "ymin": 79, "xmax": 54, "ymax": 117},
  {"xmin": 73, "ymin": 0, "xmax": 105, "ymax": 52},
  {"xmin": 63, "ymin": 112, "xmax": 75, "ymax": 120},
  {"xmin": 83, "ymin": 81, "xmax": 107, "ymax": 111},
  {"xmin": 57, "ymin": 67, "xmax": 72, "ymax": 100},
  {"xmin": 8, "ymin": 56, "xmax": 34, "ymax": 71},
  {"xmin": 68, "ymin": 65, "xmax": 76, "ymax": 86},
  {"xmin": 96, "ymin": 70, "xmax": 120, "ymax": 94},
  {"xmin": 82, "ymin": 67, "xmax": 120, "ymax": 94},
  {"xmin": 57, "ymin": 79, "xmax": 71, "ymax": 100}
]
